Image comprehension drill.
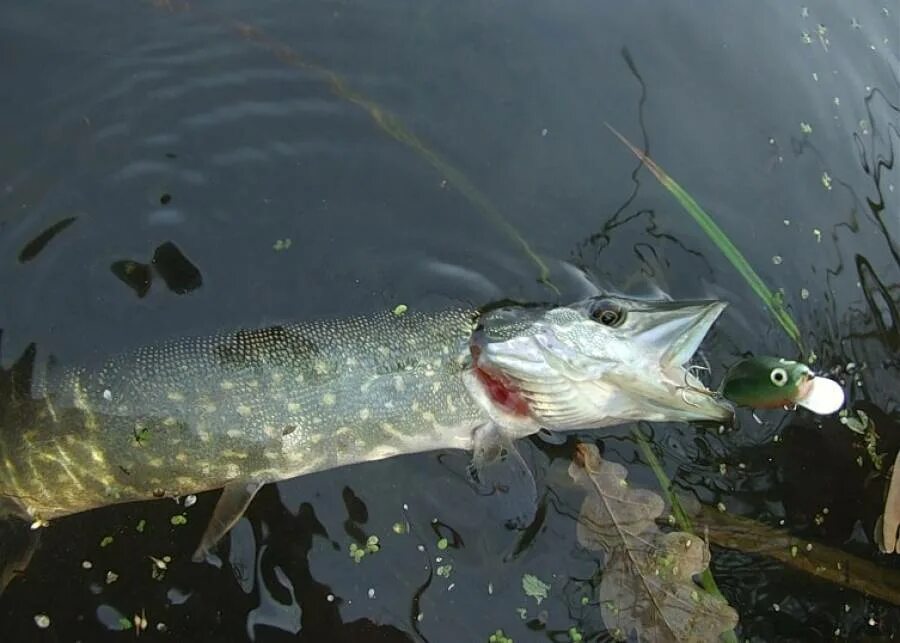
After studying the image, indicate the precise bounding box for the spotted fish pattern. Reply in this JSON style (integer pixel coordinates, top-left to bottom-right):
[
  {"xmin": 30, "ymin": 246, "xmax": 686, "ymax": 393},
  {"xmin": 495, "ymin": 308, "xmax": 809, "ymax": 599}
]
[{"xmin": 0, "ymin": 308, "xmax": 483, "ymax": 523}]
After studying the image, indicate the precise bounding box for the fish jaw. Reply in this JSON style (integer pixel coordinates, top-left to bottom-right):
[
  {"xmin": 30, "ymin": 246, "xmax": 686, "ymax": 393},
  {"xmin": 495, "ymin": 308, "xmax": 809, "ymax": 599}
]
[{"xmin": 469, "ymin": 296, "xmax": 734, "ymax": 431}]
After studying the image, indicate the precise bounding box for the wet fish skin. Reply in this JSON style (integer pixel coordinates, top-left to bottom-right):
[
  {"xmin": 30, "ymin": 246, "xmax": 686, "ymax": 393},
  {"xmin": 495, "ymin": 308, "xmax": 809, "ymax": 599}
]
[
  {"xmin": 0, "ymin": 308, "xmax": 484, "ymax": 524},
  {"xmin": 0, "ymin": 296, "xmax": 733, "ymax": 557}
]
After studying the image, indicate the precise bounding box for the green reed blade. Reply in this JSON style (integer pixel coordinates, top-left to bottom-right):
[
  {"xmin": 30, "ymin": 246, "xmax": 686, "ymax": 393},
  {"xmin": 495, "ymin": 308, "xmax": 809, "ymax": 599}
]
[
  {"xmin": 606, "ymin": 124, "xmax": 804, "ymax": 353},
  {"xmin": 632, "ymin": 426, "xmax": 739, "ymax": 643}
]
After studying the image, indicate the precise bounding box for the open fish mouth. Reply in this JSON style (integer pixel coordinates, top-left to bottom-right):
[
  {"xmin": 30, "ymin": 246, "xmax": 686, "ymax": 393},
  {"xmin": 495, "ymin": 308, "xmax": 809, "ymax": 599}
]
[
  {"xmin": 667, "ymin": 365, "xmax": 734, "ymax": 421},
  {"xmin": 649, "ymin": 300, "xmax": 735, "ymax": 423},
  {"xmin": 471, "ymin": 296, "xmax": 735, "ymax": 429}
]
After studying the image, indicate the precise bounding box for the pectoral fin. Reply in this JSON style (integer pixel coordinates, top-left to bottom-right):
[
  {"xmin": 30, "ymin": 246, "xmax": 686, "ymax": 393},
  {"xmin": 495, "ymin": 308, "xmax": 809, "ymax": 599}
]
[
  {"xmin": 193, "ymin": 479, "xmax": 264, "ymax": 563},
  {"xmin": 468, "ymin": 423, "xmax": 537, "ymax": 529}
]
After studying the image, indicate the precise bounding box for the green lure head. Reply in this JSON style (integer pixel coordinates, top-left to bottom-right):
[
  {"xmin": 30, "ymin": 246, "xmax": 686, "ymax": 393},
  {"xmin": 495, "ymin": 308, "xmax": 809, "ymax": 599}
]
[{"xmin": 720, "ymin": 356, "xmax": 813, "ymax": 409}]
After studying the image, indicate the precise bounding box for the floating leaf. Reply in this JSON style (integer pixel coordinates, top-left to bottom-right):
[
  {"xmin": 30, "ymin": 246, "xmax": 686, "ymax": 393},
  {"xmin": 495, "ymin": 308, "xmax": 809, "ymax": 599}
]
[
  {"xmin": 522, "ymin": 573, "xmax": 550, "ymax": 605},
  {"xmin": 570, "ymin": 443, "xmax": 738, "ymax": 642}
]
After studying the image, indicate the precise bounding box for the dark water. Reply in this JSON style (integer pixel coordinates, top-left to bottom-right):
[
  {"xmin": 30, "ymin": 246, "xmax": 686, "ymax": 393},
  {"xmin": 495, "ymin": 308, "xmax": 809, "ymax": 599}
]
[{"xmin": 1, "ymin": 0, "xmax": 897, "ymax": 640}]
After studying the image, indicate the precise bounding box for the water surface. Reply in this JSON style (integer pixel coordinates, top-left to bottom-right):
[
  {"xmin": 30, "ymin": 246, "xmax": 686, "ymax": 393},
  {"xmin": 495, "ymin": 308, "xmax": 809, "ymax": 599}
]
[{"xmin": 0, "ymin": 0, "xmax": 897, "ymax": 640}]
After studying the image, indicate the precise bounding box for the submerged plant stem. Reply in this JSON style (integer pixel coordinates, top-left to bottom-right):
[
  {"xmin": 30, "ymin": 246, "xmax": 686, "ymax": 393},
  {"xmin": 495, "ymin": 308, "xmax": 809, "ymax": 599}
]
[
  {"xmin": 694, "ymin": 502, "xmax": 900, "ymax": 607},
  {"xmin": 145, "ymin": 0, "xmax": 557, "ymax": 292},
  {"xmin": 229, "ymin": 18, "xmax": 556, "ymax": 293},
  {"xmin": 632, "ymin": 426, "xmax": 738, "ymax": 643},
  {"xmin": 606, "ymin": 124, "xmax": 804, "ymax": 354}
]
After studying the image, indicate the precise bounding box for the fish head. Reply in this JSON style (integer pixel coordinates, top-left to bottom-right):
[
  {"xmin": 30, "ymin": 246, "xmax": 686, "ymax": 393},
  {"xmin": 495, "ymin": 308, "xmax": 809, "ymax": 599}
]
[{"xmin": 471, "ymin": 296, "xmax": 734, "ymax": 431}]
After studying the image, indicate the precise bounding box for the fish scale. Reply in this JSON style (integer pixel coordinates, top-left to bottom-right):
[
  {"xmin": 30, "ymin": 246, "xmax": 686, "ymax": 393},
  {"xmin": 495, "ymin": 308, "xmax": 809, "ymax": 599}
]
[{"xmin": 0, "ymin": 308, "xmax": 483, "ymax": 522}]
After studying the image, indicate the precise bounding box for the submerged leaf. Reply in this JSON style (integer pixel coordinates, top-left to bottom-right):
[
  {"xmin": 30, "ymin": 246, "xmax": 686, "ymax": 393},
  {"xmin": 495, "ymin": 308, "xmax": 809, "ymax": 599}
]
[{"xmin": 570, "ymin": 443, "xmax": 738, "ymax": 642}]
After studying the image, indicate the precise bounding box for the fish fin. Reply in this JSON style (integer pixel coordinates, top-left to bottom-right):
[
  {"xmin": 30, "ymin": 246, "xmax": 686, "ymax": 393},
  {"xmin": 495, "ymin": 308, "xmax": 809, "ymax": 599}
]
[
  {"xmin": 0, "ymin": 518, "xmax": 39, "ymax": 594},
  {"xmin": 467, "ymin": 423, "xmax": 537, "ymax": 529},
  {"xmin": 193, "ymin": 479, "xmax": 264, "ymax": 563}
]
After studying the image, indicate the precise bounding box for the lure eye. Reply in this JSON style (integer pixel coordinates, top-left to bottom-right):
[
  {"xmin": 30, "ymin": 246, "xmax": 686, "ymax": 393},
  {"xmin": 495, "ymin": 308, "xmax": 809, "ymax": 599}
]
[
  {"xmin": 591, "ymin": 302, "xmax": 625, "ymax": 327},
  {"xmin": 770, "ymin": 367, "xmax": 789, "ymax": 387}
]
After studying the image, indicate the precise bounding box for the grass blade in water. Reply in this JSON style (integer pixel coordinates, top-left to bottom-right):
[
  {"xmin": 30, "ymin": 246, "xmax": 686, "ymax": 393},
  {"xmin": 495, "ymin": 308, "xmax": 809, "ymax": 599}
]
[{"xmin": 606, "ymin": 124, "xmax": 804, "ymax": 353}]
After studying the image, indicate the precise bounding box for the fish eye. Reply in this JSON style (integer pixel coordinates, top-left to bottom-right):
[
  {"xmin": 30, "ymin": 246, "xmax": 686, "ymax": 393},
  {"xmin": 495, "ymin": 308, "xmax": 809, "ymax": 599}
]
[
  {"xmin": 770, "ymin": 367, "xmax": 788, "ymax": 387},
  {"xmin": 591, "ymin": 301, "xmax": 625, "ymax": 327}
]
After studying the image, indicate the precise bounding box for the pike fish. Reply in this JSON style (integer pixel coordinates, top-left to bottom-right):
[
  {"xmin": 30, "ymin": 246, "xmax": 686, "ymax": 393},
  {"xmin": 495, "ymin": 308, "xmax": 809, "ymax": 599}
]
[{"xmin": 0, "ymin": 296, "xmax": 732, "ymax": 562}]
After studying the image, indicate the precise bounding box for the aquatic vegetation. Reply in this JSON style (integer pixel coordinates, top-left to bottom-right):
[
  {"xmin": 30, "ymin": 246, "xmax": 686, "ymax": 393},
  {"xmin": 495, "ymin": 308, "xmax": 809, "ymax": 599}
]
[
  {"xmin": 694, "ymin": 501, "xmax": 900, "ymax": 605},
  {"xmin": 570, "ymin": 443, "xmax": 738, "ymax": 641},
  {"xmin": 348, "ymin": 535, "xmax": 381, "ymax": 563},
  {"xmin": 521, "ymin": 573, "xmax": 550, "ymax": 605},
  {"xmin": 488, "ymin": 629, "xmax": 512, "ymax": 643},
  {"xmin": 605, "ymin": 125, "xmax": 804, "ymax": 353}
]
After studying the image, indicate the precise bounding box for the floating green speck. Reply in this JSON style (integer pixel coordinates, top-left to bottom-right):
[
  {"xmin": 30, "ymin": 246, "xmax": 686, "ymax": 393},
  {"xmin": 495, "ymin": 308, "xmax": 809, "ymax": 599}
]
[
  {"xmin": 349, "ymin": 542, "xmax": 366, "ymax": 563},
  {"xmin": 392, "ymin": 522, "xmax": 407, "ymax": 534},
  {"xmin": 568, "ymin": 627, "xmax": 584, "ymax": 642},
  {"xmin": 170, "ymin": 514, "xmax": 188, "ymax": 526},
  {"xmin": 273, "ymin": 238, "xmax": 292, "ymax": 251},
  {"xmin": 118, "ymin": 617, "xmax": 133, "ymax": 630},
  {"xmin": 100, "ymin": 536, "xmax": 114, "ymax": 548},
  {"xmin": 365, "ymin": 535, "xmax": 380, "ymax": 554},
  {"xmin": 822, "ymin": 172, "xmax": 833, "ymax": 190},
  {"xmin": 437, "ymin": 537, "xmax": 448, "ymax": 550},
  {"xmin": 522, "ymin": 573, "xmax": 550, "ymax": 605},
  {"xmin": 488, "ymin": 628, "xmax": 513, "ymax": 643},
  {"xmin": 392, "ymin": 304, "xmax": 408, "ymax": 317},
  {"xmin": 436, "ymin": 564, "xmax": 453, "ymax": 578}
]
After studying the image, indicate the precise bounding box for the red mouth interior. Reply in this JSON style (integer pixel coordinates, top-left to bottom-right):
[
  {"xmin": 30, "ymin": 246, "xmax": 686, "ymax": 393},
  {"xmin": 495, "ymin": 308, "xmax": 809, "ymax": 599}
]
[{"xmin": 470, "ymin": 344, "xmax": 530, "ymax": 417}]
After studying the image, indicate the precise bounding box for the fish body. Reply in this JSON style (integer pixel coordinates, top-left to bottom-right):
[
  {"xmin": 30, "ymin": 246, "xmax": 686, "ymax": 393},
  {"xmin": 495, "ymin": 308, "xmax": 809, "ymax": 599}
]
[
  {"xmin": 0, "ymin": 309, "xmax": 482, "ymax": 522},
  {"xmin": 0, "ymin": 296, "xmax": 733, "ymax": 556}
]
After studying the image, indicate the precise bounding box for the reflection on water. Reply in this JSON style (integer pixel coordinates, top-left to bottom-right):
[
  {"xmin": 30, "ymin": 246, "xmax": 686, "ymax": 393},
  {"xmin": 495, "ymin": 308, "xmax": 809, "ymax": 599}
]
[{"xmin": 0, "ymin": 0, "xmax": 897, "ymax": 640}]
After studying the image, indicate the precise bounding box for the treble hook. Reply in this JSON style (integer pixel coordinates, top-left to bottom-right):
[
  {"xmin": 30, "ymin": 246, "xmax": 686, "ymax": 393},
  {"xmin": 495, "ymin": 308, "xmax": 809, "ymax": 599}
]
[
  {"xmin": 678, "ymin": 386, "xmax": 702, "ymax": 408},
  {"xmin": 681, "ymin": 365, "xmax": 712, "ymax": 394}
]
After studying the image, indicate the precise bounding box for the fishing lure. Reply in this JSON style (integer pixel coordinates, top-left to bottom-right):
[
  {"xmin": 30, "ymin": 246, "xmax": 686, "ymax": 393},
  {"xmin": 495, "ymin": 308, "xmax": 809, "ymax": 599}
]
[{"xmin": 720, "ymin": 356, "xmax": 844, "ymax": 414}]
